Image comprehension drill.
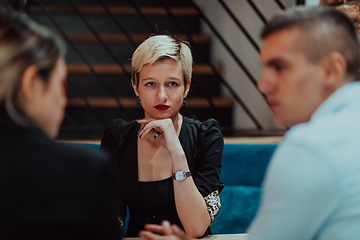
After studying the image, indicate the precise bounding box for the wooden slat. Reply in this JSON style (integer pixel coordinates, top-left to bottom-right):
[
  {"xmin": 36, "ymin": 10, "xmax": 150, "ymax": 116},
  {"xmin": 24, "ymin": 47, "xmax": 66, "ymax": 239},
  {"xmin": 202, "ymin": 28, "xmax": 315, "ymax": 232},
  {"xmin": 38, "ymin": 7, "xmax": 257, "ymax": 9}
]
[
  {"xmin": 67, "ymin": 97, "xmax": 233, "ymax": 108},
  {"xmin": 28, "ymin": 6, "xmax": 197, "ymax": 16},
  {"xmin": 67, "ymin": 64, "xmax": 222, "ymax": 75},
  {"xmin": 67, "ymin": 64, "xmax": 128, "ymax": 74},
  {"xmin": 66, "ymin": 33, "xmax": 211, "ymax": 43}
]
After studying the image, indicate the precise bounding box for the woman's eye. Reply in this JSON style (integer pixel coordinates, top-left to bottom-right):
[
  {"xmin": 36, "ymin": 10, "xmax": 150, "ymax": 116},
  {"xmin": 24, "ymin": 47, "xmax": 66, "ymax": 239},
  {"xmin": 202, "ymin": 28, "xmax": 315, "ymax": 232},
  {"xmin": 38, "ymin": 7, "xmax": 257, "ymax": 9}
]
[
  {"xmin": 146, "ymin": 82, "xmax": 155, "ymax": 87},
  {"xmin": 169, "ymin": 82, "xmax": 178, "ymax": 87}
]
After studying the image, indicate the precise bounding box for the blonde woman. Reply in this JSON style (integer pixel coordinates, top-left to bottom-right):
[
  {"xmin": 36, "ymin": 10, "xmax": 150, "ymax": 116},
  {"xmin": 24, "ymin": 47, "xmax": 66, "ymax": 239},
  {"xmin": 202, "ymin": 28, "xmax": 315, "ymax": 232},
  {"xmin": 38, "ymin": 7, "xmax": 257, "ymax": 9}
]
[
  {"xmin": 101, "ymin": 35, "xmax": 224, "ymax": 237},
  {"xmin": 0, "ymin": 10, "xmax": 121, "ymax": 238}
]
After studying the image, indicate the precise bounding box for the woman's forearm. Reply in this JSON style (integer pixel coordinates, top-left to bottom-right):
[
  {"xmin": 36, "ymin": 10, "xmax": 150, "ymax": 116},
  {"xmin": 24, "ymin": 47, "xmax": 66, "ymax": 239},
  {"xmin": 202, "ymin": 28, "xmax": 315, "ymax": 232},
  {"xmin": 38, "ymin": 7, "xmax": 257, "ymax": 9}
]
[{"xmin": 171, "ymin": 152, "xmax": 211, "ymax": 237}]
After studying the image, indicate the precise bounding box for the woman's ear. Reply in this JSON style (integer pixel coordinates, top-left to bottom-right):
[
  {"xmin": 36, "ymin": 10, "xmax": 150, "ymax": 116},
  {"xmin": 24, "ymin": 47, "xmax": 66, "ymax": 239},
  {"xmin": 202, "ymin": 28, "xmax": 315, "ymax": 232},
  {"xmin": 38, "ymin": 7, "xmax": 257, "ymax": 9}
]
[
  {"xmin": 132, "ymin": 81, "xmax": 140, "ymax": 97},
  {"xmin": 184, "ymin": 80, "xmax": 191, "ymax": 97},
  {"xmin": 19, "ymin": 65, "xmax": 41, "ymax": 103}
]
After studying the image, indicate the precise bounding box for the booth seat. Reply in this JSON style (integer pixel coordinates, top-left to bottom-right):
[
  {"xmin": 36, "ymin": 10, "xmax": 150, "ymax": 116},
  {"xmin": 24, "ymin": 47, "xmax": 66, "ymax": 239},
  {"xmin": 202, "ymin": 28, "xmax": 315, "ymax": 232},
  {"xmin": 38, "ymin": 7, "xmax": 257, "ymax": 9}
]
[
  {"xmin": 210, "ymin": 144, "xmax": 277, "ymax": 234},
  {"xmin": 69, "ymin": 142, "xmax": 277, "ymax": 235}
]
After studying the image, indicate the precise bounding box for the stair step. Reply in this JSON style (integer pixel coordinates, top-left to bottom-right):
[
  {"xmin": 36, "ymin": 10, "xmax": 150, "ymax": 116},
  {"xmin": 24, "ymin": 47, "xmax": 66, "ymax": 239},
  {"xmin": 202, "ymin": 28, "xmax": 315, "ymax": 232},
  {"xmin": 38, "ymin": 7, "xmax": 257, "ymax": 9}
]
[
  {"xmin": 67, "ymin": 74, "xmax": 222, "ymax": 98},
  {"xmin": 64, "ymin": 34, "xmax": 211, "ymax": 64},
  {"xmin": 27, "ymin": 0, "xmax": 192, "ymax": 7},
  {"xmin": 29, "ymin": 13, "xmax": 201, "ymax": 34},
  {"xmin": 67, "ymin": 97, "xmax": 234, "ymax": 108},
  {"xmin": 28, "ymin": 6, "xmax": 197, "ymax": 16},
  {"xmin": 67, "ymin": 64, "xmax": 221, "ymax": 75},
  {"xmin": 66, "ymin": 33, "xmax": 211, "ymax": 43}
]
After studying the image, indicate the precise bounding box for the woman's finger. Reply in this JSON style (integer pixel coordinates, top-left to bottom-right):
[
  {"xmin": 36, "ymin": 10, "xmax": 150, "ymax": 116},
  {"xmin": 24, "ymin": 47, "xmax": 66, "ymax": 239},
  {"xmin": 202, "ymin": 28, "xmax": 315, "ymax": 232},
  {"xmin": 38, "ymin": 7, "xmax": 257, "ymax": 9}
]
[
  {"xmin": 138, "ymin": 121, "xmax": 164, "ymax": 138},
  {"xmin": 142, "ymin": 221, "xmax": 171, "ymax": 235},
  {"xmin": 136, "ymin": 118, "xmax": 154, "ymax": 124},
  {"xmin": 143, "ymin": 224, "xmax": 166, "ymax": 234},
  {"xmin": 161, "ymin": 220, "xmax": 172, "ymax": 235},
  {"xmin": 138, "ymin": 127, "xmax": 155, "ymax": 139}
]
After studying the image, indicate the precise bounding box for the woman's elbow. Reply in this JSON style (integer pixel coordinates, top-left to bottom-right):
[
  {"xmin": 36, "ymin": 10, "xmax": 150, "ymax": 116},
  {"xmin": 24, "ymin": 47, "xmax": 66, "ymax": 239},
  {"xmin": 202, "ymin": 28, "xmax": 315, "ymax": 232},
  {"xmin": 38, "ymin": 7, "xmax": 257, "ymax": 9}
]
[{"xmin": 185, "ymin": 222, "xmax": 209, "ymax": 238}]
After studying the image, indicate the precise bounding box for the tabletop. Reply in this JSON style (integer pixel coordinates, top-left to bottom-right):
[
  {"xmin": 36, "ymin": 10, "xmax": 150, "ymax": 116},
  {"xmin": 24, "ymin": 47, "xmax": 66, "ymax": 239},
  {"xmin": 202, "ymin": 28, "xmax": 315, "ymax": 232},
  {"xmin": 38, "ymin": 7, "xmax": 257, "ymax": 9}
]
[{"xmin": 124, "ymin": 234, "xmax": 247, "ymax": 240}]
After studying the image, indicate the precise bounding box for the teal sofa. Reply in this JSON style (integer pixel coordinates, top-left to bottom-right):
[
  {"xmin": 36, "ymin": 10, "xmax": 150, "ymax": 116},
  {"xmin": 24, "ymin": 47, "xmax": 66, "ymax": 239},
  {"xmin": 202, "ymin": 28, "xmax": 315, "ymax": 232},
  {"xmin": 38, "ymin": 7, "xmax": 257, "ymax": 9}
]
[
  {"xmin": 70, "ymin": 142, "xmax": 277, "ymax": 235},
  {"xmin": 210, "ymin": 144, "xmax": 277, "ymax": 234}
]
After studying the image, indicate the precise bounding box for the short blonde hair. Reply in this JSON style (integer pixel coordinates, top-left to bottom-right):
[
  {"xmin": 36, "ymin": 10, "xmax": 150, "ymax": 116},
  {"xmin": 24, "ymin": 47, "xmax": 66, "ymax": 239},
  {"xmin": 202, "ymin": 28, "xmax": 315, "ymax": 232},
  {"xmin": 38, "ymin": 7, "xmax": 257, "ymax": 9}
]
[{"xmin": 131, "ymin": 35, "xmax": 193, "ymax": 86}]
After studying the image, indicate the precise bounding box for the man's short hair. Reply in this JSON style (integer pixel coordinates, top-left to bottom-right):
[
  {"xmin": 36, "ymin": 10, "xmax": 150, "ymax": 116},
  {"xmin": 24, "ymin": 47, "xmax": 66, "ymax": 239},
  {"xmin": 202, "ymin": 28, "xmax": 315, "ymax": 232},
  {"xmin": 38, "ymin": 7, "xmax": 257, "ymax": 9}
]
[{"xmin": 261, "ymin": 6, "xmax": 360, "ymax": 80}]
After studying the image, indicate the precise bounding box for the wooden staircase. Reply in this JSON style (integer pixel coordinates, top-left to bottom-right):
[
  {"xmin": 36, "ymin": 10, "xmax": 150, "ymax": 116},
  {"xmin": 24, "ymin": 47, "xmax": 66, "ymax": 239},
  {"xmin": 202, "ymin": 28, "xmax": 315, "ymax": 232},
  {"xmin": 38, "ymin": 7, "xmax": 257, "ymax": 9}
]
[{"xmin": 26, "ymin": 0, "xmax": 234, "ymax": 139}]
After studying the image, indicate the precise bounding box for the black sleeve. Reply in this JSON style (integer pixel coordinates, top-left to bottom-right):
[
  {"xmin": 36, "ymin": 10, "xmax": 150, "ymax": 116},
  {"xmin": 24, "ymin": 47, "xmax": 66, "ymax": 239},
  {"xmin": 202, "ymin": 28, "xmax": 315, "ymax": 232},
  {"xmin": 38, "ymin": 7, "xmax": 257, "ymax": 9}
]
[
  {"xmin": 99, "ymin": 119, "xmax": 128, "ymax": 230},
  {"xmin": 100, "ymin": 120, "xmax": 117, "ymax": 154},
  {"xmin": 193, "ymin": 118, "xmax": 224, "ymax": 197},
  {"xmin": 100, "ymin": 119, "xmax": 127, "ymax": 155},
  {"xmin": 91, "ymin": 153, "xmax": 123, "ymax": 239}
]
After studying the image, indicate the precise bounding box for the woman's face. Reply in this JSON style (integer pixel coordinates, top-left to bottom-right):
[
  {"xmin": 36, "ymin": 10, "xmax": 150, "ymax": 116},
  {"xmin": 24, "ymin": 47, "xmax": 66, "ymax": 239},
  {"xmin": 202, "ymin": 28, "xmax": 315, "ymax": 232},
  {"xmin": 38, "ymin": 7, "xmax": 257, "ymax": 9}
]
[
  {"xmin": 29, "ymin": 58, "xmax": 68, "ymax": 138},
  {"xmin": 134, "ymin": 58, "xmax": 190, "ymax": 120}
]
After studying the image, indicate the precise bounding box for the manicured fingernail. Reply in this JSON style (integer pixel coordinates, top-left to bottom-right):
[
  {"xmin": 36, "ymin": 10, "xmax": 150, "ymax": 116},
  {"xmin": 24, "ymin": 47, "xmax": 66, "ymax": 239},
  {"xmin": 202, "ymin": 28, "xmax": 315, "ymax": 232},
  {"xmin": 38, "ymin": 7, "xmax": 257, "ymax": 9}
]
[
  {"xmin": 141, "ymin": 126, "xmax": 144, "ymax": 130},
  {"xmin": 137, "ymin": 132, "xmax": 140, "ymax": 136},
  {"xmin": 139, "ymin": 134, "xmax": 142, "ymax": 138},
  {"xmin": 136, "ymin": 119, "xmax": 141, "ymax": 121}
]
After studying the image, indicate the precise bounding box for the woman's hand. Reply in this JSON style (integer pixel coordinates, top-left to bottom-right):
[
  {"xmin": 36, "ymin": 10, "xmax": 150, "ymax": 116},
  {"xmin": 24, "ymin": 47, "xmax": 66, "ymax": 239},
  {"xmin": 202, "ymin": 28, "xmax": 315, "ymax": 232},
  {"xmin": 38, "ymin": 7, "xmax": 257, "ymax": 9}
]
[
  {"xmin": 137, "ymin": 118, "xmax": 183, "ymax": 156},
  {"xmin": 139, "ymin": 221, "xmax": 193, "ymax": 240}
]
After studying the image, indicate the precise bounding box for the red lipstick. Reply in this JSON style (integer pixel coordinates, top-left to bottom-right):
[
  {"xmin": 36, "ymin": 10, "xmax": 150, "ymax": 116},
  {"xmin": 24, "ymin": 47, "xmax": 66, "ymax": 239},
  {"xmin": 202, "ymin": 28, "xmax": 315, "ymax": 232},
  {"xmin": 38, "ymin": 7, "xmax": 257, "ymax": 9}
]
[{"xmin": 155, "ymin": 104, "xmax": 169, "ymax": 110}]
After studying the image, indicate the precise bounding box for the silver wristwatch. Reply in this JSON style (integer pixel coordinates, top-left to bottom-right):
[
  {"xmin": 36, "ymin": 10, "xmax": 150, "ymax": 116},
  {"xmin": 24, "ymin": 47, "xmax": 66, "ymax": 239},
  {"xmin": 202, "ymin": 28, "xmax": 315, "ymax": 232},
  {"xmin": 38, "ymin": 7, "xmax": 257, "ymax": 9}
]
[{"xmin": 172, "ymin": 171, "xmax": 192, "ymax": 182}]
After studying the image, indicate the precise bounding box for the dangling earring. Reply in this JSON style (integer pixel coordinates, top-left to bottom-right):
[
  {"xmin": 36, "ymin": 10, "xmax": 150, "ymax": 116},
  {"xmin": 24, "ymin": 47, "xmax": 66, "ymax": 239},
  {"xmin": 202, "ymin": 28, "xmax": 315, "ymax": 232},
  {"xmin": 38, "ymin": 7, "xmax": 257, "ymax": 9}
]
[
  {"xmin": 137, "ymin": 96, "xmax": 141, "ymax": 107},
  {"xmin": 182, "ymin": 96, "xmax": 187, "ymax": 107}
]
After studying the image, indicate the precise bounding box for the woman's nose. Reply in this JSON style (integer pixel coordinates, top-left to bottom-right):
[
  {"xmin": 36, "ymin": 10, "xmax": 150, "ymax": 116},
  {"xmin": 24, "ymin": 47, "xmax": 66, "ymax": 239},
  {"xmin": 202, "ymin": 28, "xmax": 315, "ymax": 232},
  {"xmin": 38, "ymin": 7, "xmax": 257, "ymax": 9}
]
[{"xmin": 157, "ymin": 86, "xmax": 168, "ymax": 101}]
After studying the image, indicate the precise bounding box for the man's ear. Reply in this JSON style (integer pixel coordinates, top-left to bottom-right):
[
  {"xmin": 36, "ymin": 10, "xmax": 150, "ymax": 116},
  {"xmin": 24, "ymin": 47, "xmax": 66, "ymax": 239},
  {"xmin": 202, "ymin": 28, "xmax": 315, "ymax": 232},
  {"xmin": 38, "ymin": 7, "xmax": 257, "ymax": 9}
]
[
  {"xmin": 19, "ymin": 65, "xmax": 41, "ymax": 103},
  {"xmin": 321, "ymin": 52, "xmax": 347, "ymax": 89}
]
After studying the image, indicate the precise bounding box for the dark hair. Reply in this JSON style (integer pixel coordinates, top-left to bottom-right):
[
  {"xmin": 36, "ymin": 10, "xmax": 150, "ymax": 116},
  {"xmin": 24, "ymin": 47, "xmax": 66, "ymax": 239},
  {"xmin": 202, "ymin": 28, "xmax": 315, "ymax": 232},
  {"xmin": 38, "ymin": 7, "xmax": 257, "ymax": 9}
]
[
  {"xmin": 0, "ymin": 9, "xmax": 66, "ymax": 121},
  {"xmin": 261, "ymin": 6, "xmax": 360, "ymax": 80}
]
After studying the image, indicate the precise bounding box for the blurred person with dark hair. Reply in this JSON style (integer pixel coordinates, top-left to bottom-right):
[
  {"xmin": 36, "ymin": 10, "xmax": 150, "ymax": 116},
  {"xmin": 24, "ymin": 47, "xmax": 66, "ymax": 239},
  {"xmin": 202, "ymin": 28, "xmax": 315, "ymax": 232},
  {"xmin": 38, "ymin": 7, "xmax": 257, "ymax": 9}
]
[
  {"xmin": 0, "ymin": 10, "xmax": 121, "ymax": 239},
  {"xmin": 139, "ymin": 6, "xmax": 360, "ymax": 240}
]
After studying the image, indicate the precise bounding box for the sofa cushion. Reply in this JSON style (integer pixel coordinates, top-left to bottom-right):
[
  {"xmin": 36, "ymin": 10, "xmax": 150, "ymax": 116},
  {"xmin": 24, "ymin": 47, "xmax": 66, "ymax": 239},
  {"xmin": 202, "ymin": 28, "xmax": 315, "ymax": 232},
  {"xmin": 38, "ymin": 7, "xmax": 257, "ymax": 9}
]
[{"xmin": 210, "ymin": 185, "xmax": 261, "ymax": 234}]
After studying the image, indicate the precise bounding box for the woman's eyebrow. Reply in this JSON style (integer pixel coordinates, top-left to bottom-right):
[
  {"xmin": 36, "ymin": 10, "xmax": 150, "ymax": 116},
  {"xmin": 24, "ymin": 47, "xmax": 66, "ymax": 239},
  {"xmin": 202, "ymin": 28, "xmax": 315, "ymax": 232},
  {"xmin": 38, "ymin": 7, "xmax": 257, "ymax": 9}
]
[
  {"xmin": 141, "ymin": 77, "xmax": 156, "ymax": 81},
  {"xmin": 167, "ymin": 77, "xmax": 182, "ymax": 81}
]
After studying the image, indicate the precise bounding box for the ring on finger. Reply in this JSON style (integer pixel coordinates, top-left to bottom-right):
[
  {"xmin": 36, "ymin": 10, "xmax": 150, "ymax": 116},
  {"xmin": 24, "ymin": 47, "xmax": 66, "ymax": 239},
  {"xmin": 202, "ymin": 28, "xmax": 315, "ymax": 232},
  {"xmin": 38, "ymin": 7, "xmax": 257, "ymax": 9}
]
[{"xmin": 154, "ymin": 131, "xmax": 161, "ymax": 139}]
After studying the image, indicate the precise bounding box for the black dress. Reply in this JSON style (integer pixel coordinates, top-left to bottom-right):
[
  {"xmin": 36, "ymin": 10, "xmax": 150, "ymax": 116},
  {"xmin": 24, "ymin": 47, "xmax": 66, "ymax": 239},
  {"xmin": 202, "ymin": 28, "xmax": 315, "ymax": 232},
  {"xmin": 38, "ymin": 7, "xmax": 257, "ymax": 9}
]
[
  {"xmin": 101, "ymin": 116, "xmax": 224, "ymax": 237},
  {"xmin": 0, "ymin": 108, "xmax": 122, "ymax": 239}
]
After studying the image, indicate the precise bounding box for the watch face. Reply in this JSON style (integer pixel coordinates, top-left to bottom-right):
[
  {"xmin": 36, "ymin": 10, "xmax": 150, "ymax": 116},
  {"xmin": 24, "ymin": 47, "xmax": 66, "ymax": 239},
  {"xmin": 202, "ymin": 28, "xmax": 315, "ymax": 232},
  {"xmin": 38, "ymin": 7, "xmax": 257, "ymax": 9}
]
[{"xmin": 175, "ymin": 171, "xmax": 186, "ymax": 181}]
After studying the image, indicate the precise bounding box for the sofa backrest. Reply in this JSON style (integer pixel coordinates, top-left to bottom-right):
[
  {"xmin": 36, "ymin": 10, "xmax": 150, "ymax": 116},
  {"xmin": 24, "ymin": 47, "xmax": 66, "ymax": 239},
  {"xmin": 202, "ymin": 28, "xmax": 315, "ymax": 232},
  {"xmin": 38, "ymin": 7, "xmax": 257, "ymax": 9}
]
[
  {"xmin": 69, "ymin": 143, "xmax": 277, "ymax": 188},
  {"xmin": 220, "ymin": 144, "xmax": 277, "ymax": 187},
  {"xmin": 211, "ymin": 143, "xmax": 277, "ymax": 234}
]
